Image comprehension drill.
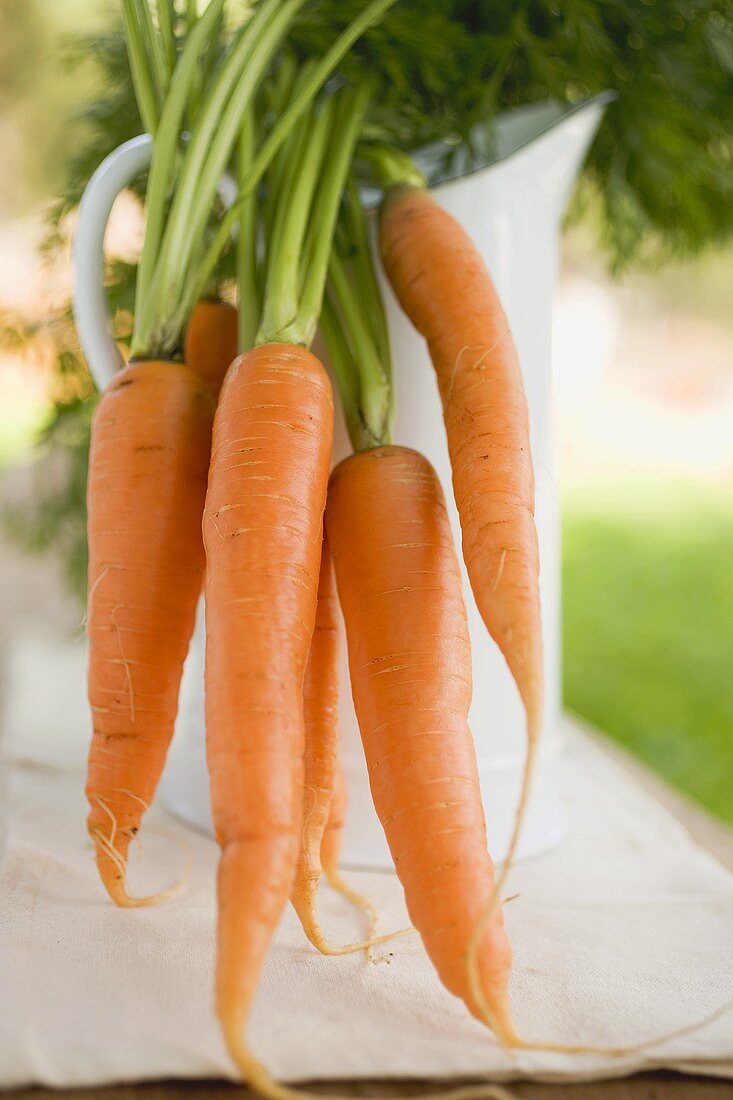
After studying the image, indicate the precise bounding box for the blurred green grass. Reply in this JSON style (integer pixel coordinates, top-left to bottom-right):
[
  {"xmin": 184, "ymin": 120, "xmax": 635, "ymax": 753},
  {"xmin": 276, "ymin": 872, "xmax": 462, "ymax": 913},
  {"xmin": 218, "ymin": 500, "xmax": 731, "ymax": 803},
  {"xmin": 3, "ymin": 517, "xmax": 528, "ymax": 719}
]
[
  {"xmin": 563, "ymin": 478, "xmax": 733, "ymax": 825},
  {"xmin": 0, "ymin": 392, "xmax": 51, "ymax": 467}
]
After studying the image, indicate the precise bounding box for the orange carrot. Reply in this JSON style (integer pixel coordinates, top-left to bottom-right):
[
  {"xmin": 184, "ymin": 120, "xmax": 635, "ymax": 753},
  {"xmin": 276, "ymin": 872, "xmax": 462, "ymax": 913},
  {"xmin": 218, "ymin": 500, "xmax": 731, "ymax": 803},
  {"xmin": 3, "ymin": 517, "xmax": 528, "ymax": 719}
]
[
  {"xmin": 204, "ymin": 62, "xmax": 388, "ymax": 1095},
  {"xmin": 371, "ymin": 183, "xmax": 724, "ymax": 1063},
  {"xmin": 85, "ymin": 360, "xmax": 213, "ymax": 905},
  {"xmin": 326, "ymin": 444, "xmax": 517, "ymax": 1043},
  {"xmin": 292, "ymin": 539, "xmax": 395, "ymax": 955},
  {"xmin": 319, "ymin": 762, "xmax": 398, "ymax": 958},
  {"xmin": 291, "ymin": 536, "xmax": 342, "ymax": 949},
  {"xmin": 380, "ymin": 184, "xmax": 543, "ymax": 751},
  {"xmin": 204, "ymin": 343, "xmax": 334, "ymax": 1073},
  {"xmin": 320, "ymin": 751, "xmax": 347, "ymax": 885},
  {"xmin": 380, "ymin": 185, "xmax": 542, "ymax": 1026},
  {"xmin": 185, "ymin": 298, "xmax": 239, "ymax": 399},
  {"xmin": 320, "ymin": 756, "xmax": 361, "ymax": 903}
]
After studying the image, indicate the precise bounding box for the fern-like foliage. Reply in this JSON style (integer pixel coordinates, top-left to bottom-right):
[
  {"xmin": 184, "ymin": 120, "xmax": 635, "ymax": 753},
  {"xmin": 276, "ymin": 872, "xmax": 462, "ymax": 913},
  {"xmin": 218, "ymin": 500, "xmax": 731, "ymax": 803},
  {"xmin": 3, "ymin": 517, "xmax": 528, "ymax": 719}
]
[{"xmin": 293, "ymin": 0, "xmax": 733, "ymax": 267}]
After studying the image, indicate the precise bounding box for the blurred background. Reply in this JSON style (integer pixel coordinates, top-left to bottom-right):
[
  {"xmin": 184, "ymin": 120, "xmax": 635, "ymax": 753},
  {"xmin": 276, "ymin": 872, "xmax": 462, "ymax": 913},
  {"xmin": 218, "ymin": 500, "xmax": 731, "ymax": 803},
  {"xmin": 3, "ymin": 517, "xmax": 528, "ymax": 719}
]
[{"xmin": 1, "ymin": 1, "xmax": 731, "ymax": 824}]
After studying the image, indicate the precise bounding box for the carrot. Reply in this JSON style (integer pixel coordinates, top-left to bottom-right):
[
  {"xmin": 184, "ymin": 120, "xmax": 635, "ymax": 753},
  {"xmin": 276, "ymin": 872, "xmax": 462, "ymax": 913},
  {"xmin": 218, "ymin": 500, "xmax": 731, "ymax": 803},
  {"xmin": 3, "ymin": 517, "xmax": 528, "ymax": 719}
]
[
  {"xmin": 205, "ymin": 73, "xmax": 383, "ymax": 1092},
  {"xmin": 379, "ymin": 183, "xmax": 543, "ymax": 751},
  {"xmin": 291, "ymin": 536, "xmax": 344, "ymax": 949},
  {"xmin": 326, "ymin": 445, "xmax": 518, "ymax": 1043},
  {"xmin": 85, "ymin": 360, "xmax": 213, "ymax": 905},
  {"xmin": 204, "ymin": 342, "xmax": 334, "ymax": 1073},
  {"xmin": 292, "ymin": 539, "xmax": 401, "ymax": 956},
  {"xmin": 184, "ymin": 298, "xmax": 238, "ymax": 399},
  {"xmin": 84, "ymin": 0, "xmax": 301, "ymax": 906},
  {"xmin": 317, "ymin": 766, "xmax": 386, "ymax": 949},
  {"xmin": 378, "ymin": 180, "xmax": 542, "ymax": 1024},
  {"xmin": 372, "ymin": 168, "xmax": 717, "ymax": 1061},
  {"xmin": 320, "ymin": 755, "xmax": 347, "ymax": 883}
]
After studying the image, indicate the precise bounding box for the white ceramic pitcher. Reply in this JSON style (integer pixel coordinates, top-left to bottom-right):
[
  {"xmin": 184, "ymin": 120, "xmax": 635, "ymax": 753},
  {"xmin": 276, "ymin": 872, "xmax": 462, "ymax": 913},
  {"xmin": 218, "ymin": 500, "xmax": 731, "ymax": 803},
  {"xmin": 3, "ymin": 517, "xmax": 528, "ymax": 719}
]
[{"xmin": 74, "ymin": 94, "xmax": 610, "ymax": 870}]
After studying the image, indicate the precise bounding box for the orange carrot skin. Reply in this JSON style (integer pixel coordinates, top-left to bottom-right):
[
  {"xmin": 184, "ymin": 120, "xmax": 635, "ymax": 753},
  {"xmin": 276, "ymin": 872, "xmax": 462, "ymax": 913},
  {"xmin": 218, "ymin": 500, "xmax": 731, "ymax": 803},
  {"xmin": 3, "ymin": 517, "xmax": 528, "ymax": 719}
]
[
  {"xmin": 203, "ymin": 343, "xmax": 333, "ymax": 1039},
  {"xmin": 320, "ymin": 756, "xmax": 347, "ymax": 879},
  {"xmin": 86, "ymin": 360, "xmax": 214, "ymax": 902},
  {"xmin": 184, "ymin": 298, "xmax": 239, "ymax": 400},
  {"xmin": 380, "ymin": 186, "xmax": 543, "ymax": 738},
  {"xmin": 292, "ymin": 537, "xmax": 340, "ymax": 925},
  {"xmin": 326, "ymin": 445, "xmax": 514, "ymax": 1035}
]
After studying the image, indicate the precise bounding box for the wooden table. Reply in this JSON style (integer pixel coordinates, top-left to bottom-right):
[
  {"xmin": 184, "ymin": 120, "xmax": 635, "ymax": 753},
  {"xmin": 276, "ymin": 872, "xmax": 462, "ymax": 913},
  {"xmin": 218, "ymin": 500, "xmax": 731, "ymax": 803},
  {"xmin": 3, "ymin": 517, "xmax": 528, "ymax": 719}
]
[{"xmin": 7, "ymin": 720, "xmax": 732, "ymax": 1100}]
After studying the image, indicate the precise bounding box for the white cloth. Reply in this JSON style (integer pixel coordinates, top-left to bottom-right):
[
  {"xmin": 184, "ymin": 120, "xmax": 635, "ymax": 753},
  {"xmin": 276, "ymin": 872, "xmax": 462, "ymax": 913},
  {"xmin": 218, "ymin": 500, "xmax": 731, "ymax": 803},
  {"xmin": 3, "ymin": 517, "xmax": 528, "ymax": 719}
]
[{"xmin": 1, "ymin": 642, "xmax": 732, "ymax": 1087}]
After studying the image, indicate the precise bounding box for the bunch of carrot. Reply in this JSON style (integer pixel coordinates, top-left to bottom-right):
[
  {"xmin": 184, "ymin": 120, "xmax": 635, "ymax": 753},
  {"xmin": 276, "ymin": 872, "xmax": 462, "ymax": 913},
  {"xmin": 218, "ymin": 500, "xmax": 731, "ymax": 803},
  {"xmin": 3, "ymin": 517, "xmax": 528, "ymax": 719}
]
[{"xmin": 82, "ymin": 1, "xmax": 545, "ymax": 1094}]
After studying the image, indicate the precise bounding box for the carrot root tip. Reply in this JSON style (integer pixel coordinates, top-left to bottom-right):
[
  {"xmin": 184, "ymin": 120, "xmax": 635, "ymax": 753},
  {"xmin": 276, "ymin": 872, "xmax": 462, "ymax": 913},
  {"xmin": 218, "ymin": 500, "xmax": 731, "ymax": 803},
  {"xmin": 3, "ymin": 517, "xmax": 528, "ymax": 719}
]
[
  {"xmin": 293, "ymin": 870, "xmax": 414, "ymax": 959},
  {"xmin": 91, "ymin": 826, "xmax": 191, "ymax": 908}
]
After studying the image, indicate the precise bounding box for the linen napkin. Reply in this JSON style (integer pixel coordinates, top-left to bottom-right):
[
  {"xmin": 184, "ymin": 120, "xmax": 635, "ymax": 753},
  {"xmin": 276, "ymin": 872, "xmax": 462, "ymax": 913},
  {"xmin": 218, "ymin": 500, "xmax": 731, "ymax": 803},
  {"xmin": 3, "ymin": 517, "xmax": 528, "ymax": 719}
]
[{"xmin": 1, "ymin": 639, "xmax": 732, "ymax": 1088}]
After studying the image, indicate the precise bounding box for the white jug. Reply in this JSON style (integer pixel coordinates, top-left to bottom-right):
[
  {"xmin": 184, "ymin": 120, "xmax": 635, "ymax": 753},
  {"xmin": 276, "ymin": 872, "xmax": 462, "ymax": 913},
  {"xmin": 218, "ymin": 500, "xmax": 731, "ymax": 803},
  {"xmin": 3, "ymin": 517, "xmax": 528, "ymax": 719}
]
[{"xmin": 74, "ymin": 94, "xmax": 610, "ymax": 869}]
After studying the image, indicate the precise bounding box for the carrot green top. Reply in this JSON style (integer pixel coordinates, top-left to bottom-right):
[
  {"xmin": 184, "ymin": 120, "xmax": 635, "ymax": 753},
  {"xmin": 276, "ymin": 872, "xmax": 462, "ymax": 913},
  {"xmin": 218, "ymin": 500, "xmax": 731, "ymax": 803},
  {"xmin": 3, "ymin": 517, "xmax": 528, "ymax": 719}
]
[
  {"xmin": 254, "ymin": 83, "xmax": 371, "ymax": 352},
  {"xmin": 317, "ymin": 140, "xmax": 433, "ymax": 451},
  {"xmin": 122, "ymin": 0, "xmax": 397, "ymax": 362},
  {"xmin": 319, "ymin": 181, "xmax": 393, "ymax": 453}
]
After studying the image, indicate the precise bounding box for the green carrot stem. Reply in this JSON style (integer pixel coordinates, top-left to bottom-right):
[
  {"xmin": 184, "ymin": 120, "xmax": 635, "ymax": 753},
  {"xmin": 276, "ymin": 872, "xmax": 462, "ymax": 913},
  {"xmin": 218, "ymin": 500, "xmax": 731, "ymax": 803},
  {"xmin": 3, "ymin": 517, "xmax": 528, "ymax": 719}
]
[
  {"xmin": 341, "ymin": 176, "xmax": 391, "ymax": 372},
  {"xmin": 165, "ymin": 0, "xmax": 302, "ymax": 274},
  {"xmin": 185, "ymin": 0, "xmax": 397, "ymax": 315},
  {"xmin": 257, "ymin": 101, "xmax": 331, "ymax": 346},
  {"xmin": 158, "ymin": 0, "xmax": 176, "ymax": 72},
  {"xmin": 146, "ymin": 0, "xmax": 305, "ymax": 352},
  {"xmin": 263, "ymin": 108, "xmax": 312, "ymax": 291},
  {"xmin": 187, "ymin": 0, "xmax": 223, "ymax": 129},
  {"xmin": 132, "ymin": 0, "xmax": 225, "ymax": 353},
  {"xmin": 263, "ymin": 58, "xmax": 311, "ymax": 241},
  {"xmin": 237, "ymin": 104, "xmax": 260, "ymax": 354},
  {"xmin": 134, "ymin": 0, "xmax": 169, "ymax": 106},
  {"xmin": 319, "ymin": 293, "xmax": 366, "ymax": 450},
  {"xmin": 295, "ymin": 85, "xmax": 371, "ymax": 347},
  {"xmin": 121, "ymin": 0, "xmax": 159, "ymax": 134},
  {"xmin": 327, "ymin": 247, "xmax": 392, "ymax": 446}
]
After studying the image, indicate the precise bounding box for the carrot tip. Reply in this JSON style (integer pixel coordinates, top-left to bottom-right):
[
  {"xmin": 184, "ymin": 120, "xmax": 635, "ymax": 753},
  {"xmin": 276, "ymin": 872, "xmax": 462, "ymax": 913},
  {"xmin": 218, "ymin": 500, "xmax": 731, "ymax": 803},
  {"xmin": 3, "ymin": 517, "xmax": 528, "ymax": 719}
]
[
  {"xmin": 293, "ymin": 870, "xmax": 414, "ymax": 959},
  {"xmin": 222, "ymin": 1017, "xmax": 520, "ymax": 1100},
  {"xmin": 92, "ymin": 828, "xmax": 191, "ymax": 908},
  {"xmin": 326, "ymin": 869, "xmax": 418, "ymax": 965},
  {"xmin": 221, "ymin": 1020, "xmax": 296, "ymax": 1100}
]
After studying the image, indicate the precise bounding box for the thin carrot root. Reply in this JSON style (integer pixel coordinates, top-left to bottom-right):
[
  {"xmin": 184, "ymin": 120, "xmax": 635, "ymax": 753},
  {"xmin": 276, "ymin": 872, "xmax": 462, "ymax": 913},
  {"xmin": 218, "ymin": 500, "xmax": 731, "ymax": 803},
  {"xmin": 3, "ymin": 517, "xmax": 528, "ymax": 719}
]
[
  {"xmin": 90, "ymin": 794, "xmax": 191, "ymax": 908},
  {"xmin": 294, "ymin": 541, "xmax": 412, "ymax": 959},
  {"xmin": 296, "ymin": 904, "xmax": 413, "ymax": 958},
  {"xmin": 293, "ymin": 859, "xmax": 412, "ymax": 958},
  {"xmin": 223, "ymin": 1018, "xmax": 521, "ymax": 1100},
  {"xmin": 322, "ymin": 761, "xmax": 381, "ymax": 934},
  {"xmin": 468, "ymin": 742, "xmax": 733, "ymax": 1057},
  {"xmin": 466, "ymin": 742, "xmax": 538, "ymax": 1044},
  {"xmin": 322, "ymin": 866, "xmax": 415, "ymax": 963},
  {"xmin": 378, "ymin": 184, "xmax": 723, "ymax": 1062},
  {"xmin": 507, "ymin": 995, "xmax": 733, "ymax": 1058}
]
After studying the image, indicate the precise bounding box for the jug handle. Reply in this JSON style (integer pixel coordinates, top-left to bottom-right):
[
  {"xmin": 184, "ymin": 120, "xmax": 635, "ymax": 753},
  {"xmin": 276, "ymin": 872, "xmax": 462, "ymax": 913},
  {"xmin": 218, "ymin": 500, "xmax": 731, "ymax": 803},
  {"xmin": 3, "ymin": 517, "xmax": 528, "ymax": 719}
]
[{"xmin": 73, "ymin": 133, "xmax": 236, "ymax": 391}]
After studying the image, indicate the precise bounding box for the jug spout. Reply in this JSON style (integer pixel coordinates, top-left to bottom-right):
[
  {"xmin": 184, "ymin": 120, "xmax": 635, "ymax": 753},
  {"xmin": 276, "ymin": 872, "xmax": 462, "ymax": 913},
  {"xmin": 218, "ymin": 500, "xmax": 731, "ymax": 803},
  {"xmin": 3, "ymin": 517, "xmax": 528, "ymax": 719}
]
[
  {"xmin": 417, "ymin": 92, "xmax": 614, "ymax": 225},
  {"xmin": 496, "ymin": 94, "xmax": 616, "ymax": 218}
]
